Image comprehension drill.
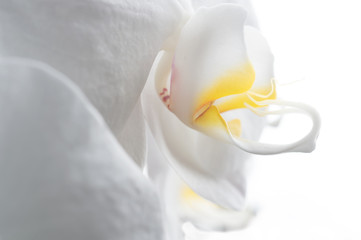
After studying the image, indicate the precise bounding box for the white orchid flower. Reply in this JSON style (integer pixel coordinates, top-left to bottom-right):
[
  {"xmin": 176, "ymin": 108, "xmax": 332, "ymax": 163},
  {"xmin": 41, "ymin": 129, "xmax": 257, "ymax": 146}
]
[
  {"xmin": 143, "ymin": 2, "xmax": 320, "ymax": 210},
  {"xmin": 0, "ymin": 0, "xmax": 321, "ymax": 238},
  {"xmin": 0, "ymin": 58, "xmax": 163, "ymax": 240}
]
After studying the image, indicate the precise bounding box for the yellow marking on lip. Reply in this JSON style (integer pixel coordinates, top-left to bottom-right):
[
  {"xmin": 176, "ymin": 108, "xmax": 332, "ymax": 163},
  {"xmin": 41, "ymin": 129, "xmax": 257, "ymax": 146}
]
[
  {"xmin": 195, "ymin": 62, "xmax": 255, "ymax": 114},
  {"xmin": 194, "ymin": 105, "xmax": 228, "ymax": 129},
  {"xmin": 192, "ymin": 62, "xmax": 276, "ymax": 140}
]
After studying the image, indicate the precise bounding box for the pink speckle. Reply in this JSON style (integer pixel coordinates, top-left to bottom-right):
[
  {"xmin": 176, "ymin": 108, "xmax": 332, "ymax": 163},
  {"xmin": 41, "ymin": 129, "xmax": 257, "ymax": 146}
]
[
  {"xmin": 159, "ymin": 88, "xmax": 171, "ymax": 109},
  {"xmin": 162, "ymin": 95, "xmax": 170, "ymax": 102},
  {"xmin": 159, "ymin": 88, "xmax": 168, "ymax": 96}
]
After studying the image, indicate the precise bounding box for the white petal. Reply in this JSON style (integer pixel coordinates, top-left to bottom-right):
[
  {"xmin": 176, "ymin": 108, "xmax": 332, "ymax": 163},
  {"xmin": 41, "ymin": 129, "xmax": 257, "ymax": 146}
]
[
  {"xmin": 0, "ymin": 58, "xmax": 163, "ymax": 240},
  {"xmin": 191, "ymin": 0, "xmax": 259, "ymax": 27},
  {"xmin": 0, "ymin": 0, "xmax": 185, "ymax": 135}
]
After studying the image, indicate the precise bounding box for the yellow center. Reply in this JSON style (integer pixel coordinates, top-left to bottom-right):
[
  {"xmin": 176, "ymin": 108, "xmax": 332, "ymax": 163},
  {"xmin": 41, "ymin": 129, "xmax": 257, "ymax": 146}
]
[{"xmin": 193, "ymin": 62, "xmax": 276, "ymax": 139}]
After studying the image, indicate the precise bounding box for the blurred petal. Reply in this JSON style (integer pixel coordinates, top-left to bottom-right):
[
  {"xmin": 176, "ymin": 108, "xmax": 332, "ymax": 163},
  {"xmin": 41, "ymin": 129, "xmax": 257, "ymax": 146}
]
[
  {"xmin": 0, "ymin": 0, "xmax": 185, "ymax": 135},
  {"xmin": 178, "ymin": 183, "xmax": 256, "ymax": 231},
  {"xmin": 0, "ymin": 58, "xmax": 164, "ymax": 240},
  {"xmin": 147, "ymin": 130, "xmax": 254, "ymax": 237}
]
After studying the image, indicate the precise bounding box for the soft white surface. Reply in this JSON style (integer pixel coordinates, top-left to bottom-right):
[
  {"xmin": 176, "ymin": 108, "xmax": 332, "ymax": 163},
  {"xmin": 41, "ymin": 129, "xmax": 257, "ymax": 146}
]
[
  {"xmin": 186, "ymin": 0, "xmax": 361, "ymax": 239},
  {"xmin": 0, "ymin": 59, "xmax": 164, "ymax": 240},
  {"xmin": 0, "ymin": 0, "xmax": 184, "ymax": 138},
  {"xmin": 192, "ymin": 0, "xmax": 258, "ymax": 27}
]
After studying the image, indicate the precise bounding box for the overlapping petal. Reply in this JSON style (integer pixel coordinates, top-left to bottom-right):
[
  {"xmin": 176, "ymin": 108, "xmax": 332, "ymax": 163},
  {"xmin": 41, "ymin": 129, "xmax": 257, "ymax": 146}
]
[{"xmin": 0, "ymin": 58, "xmax": 163, "ymax": 240}]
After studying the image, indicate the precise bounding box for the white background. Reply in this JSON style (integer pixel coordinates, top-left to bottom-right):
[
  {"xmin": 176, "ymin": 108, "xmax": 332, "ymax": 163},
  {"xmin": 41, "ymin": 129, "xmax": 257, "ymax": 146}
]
[{"xmin": 200, "ymin": 0, "xmax": 361, "ymax": 239}]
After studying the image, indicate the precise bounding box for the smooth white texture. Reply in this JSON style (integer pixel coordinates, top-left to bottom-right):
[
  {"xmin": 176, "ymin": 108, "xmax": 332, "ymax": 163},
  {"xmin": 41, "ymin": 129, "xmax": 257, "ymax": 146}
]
[
  {"xmin": 0, "ymin": 0, "xmax": 184, "ymax": 137},
  {"xmin": 192, "ymin": 0, "xmax": 258, "ymax": 27},
  {"xmin": 0, "ymin": 59, "xmax": 164, "ymax": 240}
]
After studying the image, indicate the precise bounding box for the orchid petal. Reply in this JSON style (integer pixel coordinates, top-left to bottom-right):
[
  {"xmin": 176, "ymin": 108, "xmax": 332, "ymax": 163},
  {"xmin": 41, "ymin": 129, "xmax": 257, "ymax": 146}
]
[
  {"xmin": 0, "ymin": 58, "xmax": 163, "ymax": 240},
  {"xmin": 191, "ymin": 0, "xmax": 259, "ymax": 27},
  {"xmin": 0, "ymin": 0, "xmax": 185, "ymax": 135}
]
